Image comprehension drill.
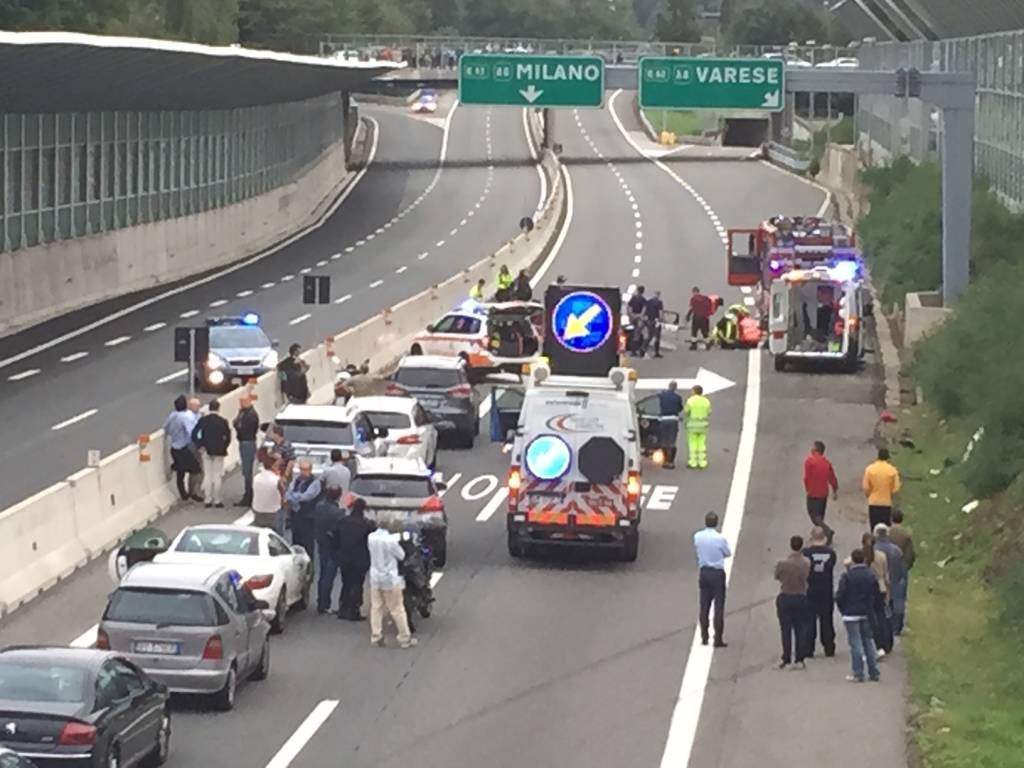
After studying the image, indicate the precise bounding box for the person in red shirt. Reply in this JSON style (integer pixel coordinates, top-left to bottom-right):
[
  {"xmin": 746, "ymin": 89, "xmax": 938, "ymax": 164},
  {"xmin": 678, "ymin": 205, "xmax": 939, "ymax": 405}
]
[
  {"xmin": 804, "ymin": 440, "xmax": 839, "ymax": 531},
  {"xmin": 687, "ymin": 286, "xmax": 713, "ymax": 350}
]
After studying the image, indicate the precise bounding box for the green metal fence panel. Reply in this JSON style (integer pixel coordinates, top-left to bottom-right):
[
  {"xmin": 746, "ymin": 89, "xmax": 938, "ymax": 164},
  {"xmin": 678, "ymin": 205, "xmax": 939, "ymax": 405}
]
[{"xmin": 0, "ymin": 93, "xmax": 346, "ymax": 253}]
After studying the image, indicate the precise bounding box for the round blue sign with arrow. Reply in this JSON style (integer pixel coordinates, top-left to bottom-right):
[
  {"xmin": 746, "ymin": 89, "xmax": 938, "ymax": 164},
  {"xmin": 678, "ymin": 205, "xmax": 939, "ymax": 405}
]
[{"xmin": 551, "ymin": 290, "xmax": 613, "ymax": 353}]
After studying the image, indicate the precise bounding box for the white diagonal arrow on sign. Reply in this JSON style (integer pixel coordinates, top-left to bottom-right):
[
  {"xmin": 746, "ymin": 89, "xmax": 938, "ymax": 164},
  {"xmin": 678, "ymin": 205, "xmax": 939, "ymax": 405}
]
[
  {"xmin": 520, "ymin": 85, "xmax": 544, "ymax": 104},
  {"xmin": 635, "ymin": 370, "xmax": 737, "ymax": 396},
  {"xmin": 762, "ymin": 89, "xmax": 781, "ymax": 109}
]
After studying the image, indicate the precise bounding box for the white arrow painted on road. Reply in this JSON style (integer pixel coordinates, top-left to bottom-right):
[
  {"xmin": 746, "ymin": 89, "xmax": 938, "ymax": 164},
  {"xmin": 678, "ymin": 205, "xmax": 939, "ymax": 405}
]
[
  {"xmin": 762, "ymin": 89, "xmax": 781, "ymax": 109},
  {"xmin": 520, "ymin": 85, "xmax": 544, "ymax": 104},
  {"xmin": 635, "ymin": 369, "xmax": 737, "ymax": 396}
]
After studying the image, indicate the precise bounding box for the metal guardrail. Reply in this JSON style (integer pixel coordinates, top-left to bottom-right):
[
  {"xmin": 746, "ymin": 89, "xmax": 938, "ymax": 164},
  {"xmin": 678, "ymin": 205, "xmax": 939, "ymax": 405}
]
[{"xmin": 765, "ymin": 142, "xmax": 811, "ymax": 173}]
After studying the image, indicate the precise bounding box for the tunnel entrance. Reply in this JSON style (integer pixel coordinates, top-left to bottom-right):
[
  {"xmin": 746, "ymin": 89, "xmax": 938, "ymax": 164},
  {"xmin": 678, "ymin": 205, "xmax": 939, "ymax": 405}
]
[{"xmin": 723, "ymin": 118, "xmax": 770, "ymax": 147}]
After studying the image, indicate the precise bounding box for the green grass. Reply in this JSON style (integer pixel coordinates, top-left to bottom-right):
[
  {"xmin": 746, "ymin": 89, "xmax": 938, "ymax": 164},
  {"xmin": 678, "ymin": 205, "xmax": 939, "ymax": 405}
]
[
  {"xmin": 892, "ymin": 406, "xmax": 1024, "ymax": 767},
  {"xmin": 643, "ymin": 109, "xmax": 706, "ymax": 137}
]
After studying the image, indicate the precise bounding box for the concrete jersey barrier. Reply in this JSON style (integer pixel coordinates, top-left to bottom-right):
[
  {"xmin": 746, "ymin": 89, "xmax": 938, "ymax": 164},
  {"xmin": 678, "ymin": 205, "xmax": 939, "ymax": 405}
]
[{"xmin": 0, "ymin": 135, "xmax": 566, "ymax": 618}]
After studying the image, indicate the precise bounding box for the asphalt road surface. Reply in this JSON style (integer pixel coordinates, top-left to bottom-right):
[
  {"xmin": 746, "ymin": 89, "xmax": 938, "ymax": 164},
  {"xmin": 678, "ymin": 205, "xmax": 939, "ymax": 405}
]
[
  {"xmin": 0, "ymin": 93, "xmax": 903, "ymax": 768},
  {"xmin": 0, "ymin": 103, "xmax": 541, "ymax": 509}
]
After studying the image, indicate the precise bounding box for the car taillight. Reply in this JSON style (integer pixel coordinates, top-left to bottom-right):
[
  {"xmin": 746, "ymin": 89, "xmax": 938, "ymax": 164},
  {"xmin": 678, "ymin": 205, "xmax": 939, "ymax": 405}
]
[
  {"xmin": 447, "ymin": 384, "xmax": 472, "ymax": 398},
  {"xmin": 618, "ymin": 331, "xmax": 627, "ymax": 352},
  {"xmin": 95, "ymin": 628, "xmax": 110, "ymax": 650},
  {"xmin": 771, "ymin": 331, "xmax": 785, "ymax": 339},
  {"xmin": 202, "ymin": 635, "xmax": 224, "ymax": 661},
  {"xmin": 245, "ymin": 574, "xmax": 274, "ymax": 590},
  {"xmin": 508, "ymin": 467, "xmax": 522, "ymax": 511},
  {"xmin": 419, "ymin": 495, "xmax": 444, "ymax": 513},
  {"xmin": 59, "ymin": 722, "xmax": 97, "ymax": 747},
  {"xmin": 397, "ymin": 434, "xmax": 422, "ymax": 445},
  {"xmin": 626, "ymin": 470, "xmax": 641, "ymax": 511},
  {"xmin": 386, "ymin": 383, "xmax": 408, "ymax": 395}
]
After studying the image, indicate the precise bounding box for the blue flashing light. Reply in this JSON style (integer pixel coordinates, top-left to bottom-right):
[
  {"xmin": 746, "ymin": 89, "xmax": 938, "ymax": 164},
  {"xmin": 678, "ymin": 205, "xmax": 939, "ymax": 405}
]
[
  {"xmin": 456, "ymin": 299, "xmax": 486, "ymax": 315},
  {"xmin": 525, "ymin": 435, "xmax": 572, "ymax": 481},
  {"xmin": 241, "ymin": 312, "xmax": 260, "ymax": 326},
  {"xmin": 769, "ymin": 259, "xmax": 782, "ymax": 271},
  {"xmin": 829, "ymin": 260, "xmax": 861, "ymax": 282}
]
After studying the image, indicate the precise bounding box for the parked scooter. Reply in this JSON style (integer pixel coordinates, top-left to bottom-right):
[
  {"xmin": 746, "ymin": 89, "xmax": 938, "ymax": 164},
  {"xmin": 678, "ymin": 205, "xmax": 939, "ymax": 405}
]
[{"xmin": 399, "ymin": 529, "xmax": 435, "ymax": 632}]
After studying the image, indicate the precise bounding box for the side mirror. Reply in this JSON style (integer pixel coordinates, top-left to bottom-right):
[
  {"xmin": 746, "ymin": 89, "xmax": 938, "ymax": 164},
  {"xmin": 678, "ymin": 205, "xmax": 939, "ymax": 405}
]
[
  {"xmin": 425, "ymin": 324, "xmax": 435, "ymax": 333},
  {"xmin": 252, "ymin": 599, "xmax": 270, "ymax": 611}
]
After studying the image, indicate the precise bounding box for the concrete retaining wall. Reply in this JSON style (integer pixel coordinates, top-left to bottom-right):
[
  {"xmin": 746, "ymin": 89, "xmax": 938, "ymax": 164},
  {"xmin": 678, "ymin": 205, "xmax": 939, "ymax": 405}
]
[
  {"xmin": 904, "ymin": 290, "xmax": 952, "ymax": 347},
  {"xmin": 0, "ymin": 123, "xmax": 368, "ymax": 338},
  {"xmin": 0, "ymin": 145, "xmax": 567, "ymax": 617}
]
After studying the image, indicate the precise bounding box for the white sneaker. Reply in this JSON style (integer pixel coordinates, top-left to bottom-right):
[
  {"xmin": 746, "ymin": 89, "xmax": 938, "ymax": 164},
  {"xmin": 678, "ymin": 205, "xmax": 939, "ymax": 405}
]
[{"xmin": 876, "ymin": 649, "xmax": 886, "ymax": 660}]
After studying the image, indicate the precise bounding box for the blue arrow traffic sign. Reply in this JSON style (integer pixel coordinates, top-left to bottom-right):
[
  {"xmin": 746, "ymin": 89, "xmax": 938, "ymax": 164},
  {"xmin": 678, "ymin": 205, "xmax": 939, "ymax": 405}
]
[{"xmin": 551, "ymin": 291, "xmax": 613, "ymax": 353}]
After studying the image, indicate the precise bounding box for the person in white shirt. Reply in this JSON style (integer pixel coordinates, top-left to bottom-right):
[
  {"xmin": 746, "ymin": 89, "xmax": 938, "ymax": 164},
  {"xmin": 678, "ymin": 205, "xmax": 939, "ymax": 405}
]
[
  {"xmin": 251, "ymin": 454, "xmax": 284, "ymax": 532},
  {"xmin": 367, "ymin": 520, "xmax": 417, "ymax": 649},
  {"xmin": 693, "ymin": 511, "xmax": 732, "ymax": 648}
]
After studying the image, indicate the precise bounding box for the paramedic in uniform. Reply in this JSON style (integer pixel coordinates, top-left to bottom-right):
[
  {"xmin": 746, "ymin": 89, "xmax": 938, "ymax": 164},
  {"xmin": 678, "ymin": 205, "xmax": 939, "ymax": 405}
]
[{"xmin": 684, "ymin": 385, "xmax": 712, "ymax": 469}]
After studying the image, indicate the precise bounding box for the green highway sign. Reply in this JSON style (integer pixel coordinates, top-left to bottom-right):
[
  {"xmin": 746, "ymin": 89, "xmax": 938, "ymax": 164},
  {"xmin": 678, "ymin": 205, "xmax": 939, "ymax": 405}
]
[
  {"xmin": 458, "ymin": 54, "xmax": 605, "ymax": 108},
  {"xmin": 638, "ymin": 57, "xmax": 785, "ymax": 112}
]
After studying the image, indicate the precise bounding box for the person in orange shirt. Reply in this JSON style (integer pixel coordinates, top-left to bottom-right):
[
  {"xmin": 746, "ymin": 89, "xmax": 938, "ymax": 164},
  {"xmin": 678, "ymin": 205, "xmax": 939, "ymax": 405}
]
[{"xmin": 863, "ymin": 448, "xmax": 901, "ymax": 529}]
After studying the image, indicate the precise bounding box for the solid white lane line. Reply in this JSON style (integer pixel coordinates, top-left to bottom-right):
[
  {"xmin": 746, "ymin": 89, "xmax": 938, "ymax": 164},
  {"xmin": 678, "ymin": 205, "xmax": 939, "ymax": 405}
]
[
  {"xmin": 395, "ymin": 266, "xmax": 408, "ymax": 274},
  {"xmin": 179, "ymin": 310, "xmax": 199, "ymax": 319},
  {"xmin": 261, "ymin": 282, "xmax": 276, "ymax": 289},
  {"xmin": 105, "ymin": 336, "xmax": 131, "ymax": 347},
  {"xmin": 60, "ymin": 352, "xmax": 89, "ymax": 363},
  {"xmin": 658, "ymin": 351, "xmax": 761, "ymax": 768},
  {"xmin": 143, "ymin": 322, "xmax": 166, "ymax": 332},
  {"xmin": 334, "ymin": 293, "xmax": 352, "ymax": 305},
  {"xmin": 236, "ymin": 290, "xmax": 254, "ymax": 298},
  {"xmin": 52, "ymin": 408, "xmax": 99, "ymax": 431},
  {"xmin": 209, "ymin": 299, "xmax": 228, "ymax": 308},
  {"xmin": 7, "ymin": 368, "xmax": 41, "ymax": 381},
  {"xmin": 156, "ymin": 369, "xmax": 188, "ymax": 384},
  {"xmin": 290, "ymin": 314, "xmax": 311, "ymax": 326},
  {"xmin": 369, "ymin": 279, "xmax": 384, "ymax": 289},
  {"xmin": 265, "ymin": 700, "xmax": 340, "ymax": 768},
  {"xmin": 476, "ymin": 488, "xmax": 509, "ymax": 522}
]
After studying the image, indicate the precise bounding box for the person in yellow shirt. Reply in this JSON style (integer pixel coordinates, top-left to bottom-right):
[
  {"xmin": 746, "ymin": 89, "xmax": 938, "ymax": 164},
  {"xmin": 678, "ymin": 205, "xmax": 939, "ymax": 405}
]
[
  {"xmin": 684, "ymin": 385, "xmax": 712, "ymax": 469},
  {"xmin": 469, "ymin": 278, "xmax": 486, "ymax": 301},
  {"xmin": 863, "ymin": 448, "xmax": 901, "ymax": 529}
]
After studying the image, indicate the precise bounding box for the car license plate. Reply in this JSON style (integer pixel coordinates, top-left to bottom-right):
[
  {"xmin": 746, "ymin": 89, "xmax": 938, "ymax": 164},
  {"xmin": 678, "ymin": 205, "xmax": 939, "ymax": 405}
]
[
  {"xmin": 235, "ymin": 367, "xmax": 254, "ymax": 376},
  {"xmin": 134, "ymin": 641, "xmax": 180, "ymax": 656},
  {"xmin": 528, "ymin": 492, "xmax": 563, "ymax": 506}
]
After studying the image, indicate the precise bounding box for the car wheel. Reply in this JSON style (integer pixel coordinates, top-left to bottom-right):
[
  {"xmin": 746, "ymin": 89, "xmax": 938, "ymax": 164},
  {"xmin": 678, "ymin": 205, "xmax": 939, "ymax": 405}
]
[
  {"xmin": 271, "ymin": 588, "xmax": 287, "ymax": 634},
  {"xmin": 251, "ymin": 641, "xmax": 270, "ymax": 682},
  {"xmin": 508, "ymin": 531, "xmax": 524, "ymax": 558},
  {"xmin": 619, "ymin": 531, "xmax": 639, "ymax": 562},
  {"xmin": 774, "ymin": 356, "xmax": 786, "ymax": 373},
  {"xmin": 213, "ymin": 665, "xmax": 237, "ymax": 711},
  {"xmin": 141, "ymin": 708, "xmax": 171, "ymax": 767},
  {"xmin": 473, "ymin": 416, "xmax": 480, "ymax": 436}
]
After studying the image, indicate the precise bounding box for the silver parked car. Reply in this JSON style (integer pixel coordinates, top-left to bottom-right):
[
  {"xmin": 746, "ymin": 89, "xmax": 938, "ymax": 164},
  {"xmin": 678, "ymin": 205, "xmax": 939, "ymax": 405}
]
[{"xmin": 97, "ymin": 562, "xmax": 271, "ymax": 711}]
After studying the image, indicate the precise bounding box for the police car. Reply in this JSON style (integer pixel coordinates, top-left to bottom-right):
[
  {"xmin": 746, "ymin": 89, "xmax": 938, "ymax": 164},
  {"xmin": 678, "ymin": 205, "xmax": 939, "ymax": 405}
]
[
  {"xmin": 494, "ymin": 363, "xmax": 644, "ymax": 562},
  {"xmin": 410, "ymin": 300, "xmax": 544, "ymax": 380},
  {"xmin": 202, "ymin": 314, "xmax": 278, "ymax": 391}
]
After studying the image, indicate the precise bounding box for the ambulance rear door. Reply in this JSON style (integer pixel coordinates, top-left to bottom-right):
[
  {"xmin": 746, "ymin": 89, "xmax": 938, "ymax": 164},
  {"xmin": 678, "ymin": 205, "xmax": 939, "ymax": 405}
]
[{"xmin": 768, "ymin": 280, "xmax": 791, "ymax": 356}]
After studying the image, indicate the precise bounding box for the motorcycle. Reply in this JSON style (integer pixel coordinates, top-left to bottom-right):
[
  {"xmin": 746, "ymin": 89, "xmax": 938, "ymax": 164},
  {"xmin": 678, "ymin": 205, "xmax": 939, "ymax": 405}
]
[{"xmin": 399, "ymin": 530, "xmax": 436, "ymax": 632}]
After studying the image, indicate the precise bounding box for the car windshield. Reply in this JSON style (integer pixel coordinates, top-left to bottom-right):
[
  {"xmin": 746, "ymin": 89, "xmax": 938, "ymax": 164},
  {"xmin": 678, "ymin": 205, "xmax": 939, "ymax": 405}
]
[
  {"xmin": 362, "ymin": 411, "xmax": 412, "ymax": 430},
  {"xmin": 275, "ymin": 420, "xmax": 354, "ymax": 445},
  {"xmin": 175, "ymin": 529, "xmax": 259, "ymax": 555},
  {"xmin": 0, "ymin": 662, "xmax": 89, "ymax": 704},
  {"xmin": 351, "ymin": 474, "xmax": 433, "ymax": 498},
  {"xmin": 104, "ymin": 588, "xmax": 217, "ymax": 627},
  {"xmin": 395, "ymin": 367, "xmax": 461, "ymax": 389},
  {"xmin": 209, "ymin": 326, "xmax": 269, "ymax": 348}
]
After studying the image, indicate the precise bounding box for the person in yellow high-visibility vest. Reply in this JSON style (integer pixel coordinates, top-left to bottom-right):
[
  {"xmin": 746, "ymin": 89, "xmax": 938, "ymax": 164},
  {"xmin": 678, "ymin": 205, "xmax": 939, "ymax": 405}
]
[
  {"xmin": 496, "ymin": 265, "xmax": 514, "ymax": 300},
  {"xmin": 684, "ymin": 384, "xmax": 712, "ymax": 469}
]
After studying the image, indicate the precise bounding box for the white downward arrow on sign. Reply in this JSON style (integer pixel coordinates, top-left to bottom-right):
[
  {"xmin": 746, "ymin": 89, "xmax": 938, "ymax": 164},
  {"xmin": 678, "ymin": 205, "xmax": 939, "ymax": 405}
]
[
  {"xmin": 520, "ymin": 85, "xmax": 544, "ymax": 104},
  {"xmin": 762, "ymin": 89, "xmax": 781, "ymax": 109},
  {"xmin": 634, "ymin": 370, "xmax": 737, "ymax": 396}
]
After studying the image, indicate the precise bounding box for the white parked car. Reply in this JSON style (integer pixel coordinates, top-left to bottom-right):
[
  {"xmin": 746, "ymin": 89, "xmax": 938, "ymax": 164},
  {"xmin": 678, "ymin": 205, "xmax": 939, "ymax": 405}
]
[
  {"xmin": 154, "ymin": 525, "xmax": 312, "ymax": 634},
  {"xmin": 347, "ymin": 396, "xmax": 439, "ymax": 467},
  {"xmin": 816, "ymin": 57, "xmax": 860, "ymax": 68}
]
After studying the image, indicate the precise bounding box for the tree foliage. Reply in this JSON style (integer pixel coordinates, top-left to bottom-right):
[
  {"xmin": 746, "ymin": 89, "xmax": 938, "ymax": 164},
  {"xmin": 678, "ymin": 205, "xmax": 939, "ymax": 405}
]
[
  {"xmin": 653, "ymin": 0, "xmax": 700, "ymax": 43},
  {"xmin": 726, "ymin": 0, "xmax": 827, "ymax": 46}
]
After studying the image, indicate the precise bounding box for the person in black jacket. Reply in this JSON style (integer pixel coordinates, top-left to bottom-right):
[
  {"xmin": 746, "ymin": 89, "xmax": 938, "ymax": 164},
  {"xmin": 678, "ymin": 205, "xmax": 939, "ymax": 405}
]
[
  {"xmin": 191, "ymin": 399, "xmax": 231, "ymax": 508},
  {"xmin": 336, "ymin": 498, "xmax": 376, "ymax": 621},
  {"xmin": 277, "ymin": 344, "xmax": 310, "ymax": 404},
  {"xmin": 802, "ymin": 526, "xmax": 837, "ymax": 657},
  {"xmin": 233, "ymin": 393, "xmax": 261, "ymax": 507},
  {"xmin": 835, "ymin": 548, "xmax": 882, "ymax": 682},
  {"xmin": 313, "ymin": 487, "xmax": 345, "ymax": 614}
]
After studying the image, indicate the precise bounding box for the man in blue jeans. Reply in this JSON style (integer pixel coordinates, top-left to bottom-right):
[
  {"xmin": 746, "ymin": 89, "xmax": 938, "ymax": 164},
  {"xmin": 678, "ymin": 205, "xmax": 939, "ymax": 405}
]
[
  {"xmin": 836, "ymin": 548, "xmax": 882, "ymax": 682},
  {"xmin": 313, "ymin": 486, "xmax": 345, "ymax": 614}
]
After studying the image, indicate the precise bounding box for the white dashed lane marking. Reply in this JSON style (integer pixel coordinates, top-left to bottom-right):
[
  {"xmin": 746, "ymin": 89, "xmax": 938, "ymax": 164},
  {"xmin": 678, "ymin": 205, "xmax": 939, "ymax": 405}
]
[
  {"xmin": 281, "ymin": 275, "xmax": 295, "ymax": 282},
  {"xmin": 7, "ymin": 369, "xmax": 40, "ymax": 381},
  {"xmin": 143, "ymin": 322, "xmax": 166, "ymax": 332},
  {"xmin": 51, "ymin": 408, "xmax": 98, "ymax": 431},
  {"xmin": 179, "ymin": 310, "xmax": 199, "ymax": 319},
  {"xmin": 289, "ymin": 314, "xmax": 312, "ymax": 326},
  {"xmin": 105, "ymin": 336, "xmax": 131, "ymax": 347},
  {"xmin": 369, "ymin": 279, "xmax": 384, "ymax": 289},
  {"xmin": 208, "ymin": 299, "xmax": 228, "ymax": 308},
  {"xmin": 156, "ymin": 369, "xmax": 188, "ymax": 384},
  {"xmin": 60, "ymin": 352, "xmax": 89, "ymax": 363},
  {"xmin": 236, "ymin": 290, "xmax": 254, "ymax": 298},
  {"xmin": 334, "ymin": 294, "xmax": 352, "ymax": 305},
  {"xmin": 300, "ymin": 267, "xmax": 313, "ymax": 274},
  {"xmin": 395, "ymin": 266, "xmax": 408, "ymax": 274},
  {"xmin": 418, "ymin": 252, "xmax": 429, "ymax": 260},
  {"xmin": 261, "ymin": 282, "xmax": 276, "ymax": 290},
  {"xmin": 436, "ymin": 240, "xmax": 446, "ymax": 248}
]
